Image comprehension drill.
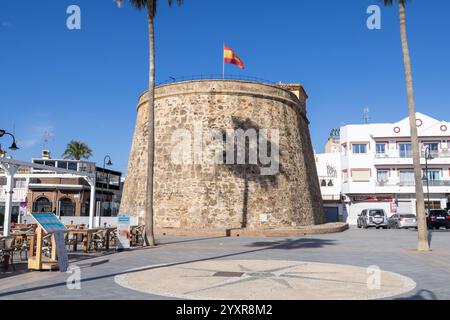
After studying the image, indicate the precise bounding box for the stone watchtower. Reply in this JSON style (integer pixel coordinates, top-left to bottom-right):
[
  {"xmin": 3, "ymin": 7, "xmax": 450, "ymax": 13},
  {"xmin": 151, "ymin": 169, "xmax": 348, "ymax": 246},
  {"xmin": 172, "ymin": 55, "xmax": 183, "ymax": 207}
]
[{"xmin": 120, "ymin": 80, "xmax": 324, "ymax": 231}]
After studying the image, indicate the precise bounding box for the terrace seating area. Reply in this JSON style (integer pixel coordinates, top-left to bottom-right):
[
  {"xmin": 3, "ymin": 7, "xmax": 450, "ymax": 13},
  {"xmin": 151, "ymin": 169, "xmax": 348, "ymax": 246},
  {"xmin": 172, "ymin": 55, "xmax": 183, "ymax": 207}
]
[{"xmin": 1, "ymin": 223, "xmax": 146, "ymax": 272}]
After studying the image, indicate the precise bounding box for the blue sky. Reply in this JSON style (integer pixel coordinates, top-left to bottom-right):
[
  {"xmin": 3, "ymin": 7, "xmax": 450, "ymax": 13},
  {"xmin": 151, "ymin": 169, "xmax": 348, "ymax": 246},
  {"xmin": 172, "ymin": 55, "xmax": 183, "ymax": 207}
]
[{"xmin": 1, "ymin": 0, "xmax": 449, "ymax": 173}]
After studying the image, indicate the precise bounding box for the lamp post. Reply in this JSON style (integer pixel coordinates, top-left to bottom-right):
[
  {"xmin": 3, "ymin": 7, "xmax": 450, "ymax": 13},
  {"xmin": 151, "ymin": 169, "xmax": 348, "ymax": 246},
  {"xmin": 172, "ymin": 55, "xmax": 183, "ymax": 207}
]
[
  {"xmin": 0, "ymin": 130, "xmax": 19, "ymax": 236},
  {"xmin": 0, "ymin": 129, "xmax": 19, "ymax": 152},
  {"xmin": 422, "ymin": 146, "xmax": 434, "ymax": 215},
  {"xmin": 100, "ymin": 155, "xmax": 113, "ymax": 221}
]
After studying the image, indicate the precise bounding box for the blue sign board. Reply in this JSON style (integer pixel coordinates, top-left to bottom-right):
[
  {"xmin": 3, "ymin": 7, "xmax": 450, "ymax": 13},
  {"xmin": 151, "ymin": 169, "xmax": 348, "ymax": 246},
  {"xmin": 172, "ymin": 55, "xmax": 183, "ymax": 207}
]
[{"xmin": 31, "ymin": 213, "xmax": 67, "ymax": 233}]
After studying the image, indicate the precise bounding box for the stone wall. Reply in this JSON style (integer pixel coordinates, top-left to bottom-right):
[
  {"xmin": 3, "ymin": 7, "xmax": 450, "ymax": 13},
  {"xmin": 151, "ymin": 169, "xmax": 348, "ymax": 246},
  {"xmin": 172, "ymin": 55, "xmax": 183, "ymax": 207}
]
[{"xmin": 120, "ymin": 80, "xmax": 324, "ymax": 230}]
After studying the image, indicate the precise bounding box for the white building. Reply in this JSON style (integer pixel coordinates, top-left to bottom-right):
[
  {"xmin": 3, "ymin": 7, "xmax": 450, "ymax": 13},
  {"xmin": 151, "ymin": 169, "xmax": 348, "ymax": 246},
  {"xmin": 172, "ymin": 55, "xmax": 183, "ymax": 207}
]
[
  {"xmin": 0, "ymin": 172, "xmax": 29, "ymax": 224},
  {"xmin": 315, "ymin": 152, "xmax": 346, "ymax": 222},
  {"xmin": 316, "ymin": 113, "xmax": 450, "ymax": 225},
  {"xmin": 1, "ymin": 151, "xmax": 124, "ymax": 227}
]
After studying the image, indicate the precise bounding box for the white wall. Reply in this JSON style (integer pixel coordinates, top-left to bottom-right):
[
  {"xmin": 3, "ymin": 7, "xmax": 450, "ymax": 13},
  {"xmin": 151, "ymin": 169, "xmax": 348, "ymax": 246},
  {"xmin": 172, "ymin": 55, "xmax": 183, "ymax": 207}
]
[{"xmin": 315, "ymin": 153, "xmax": 341, "ymax": 198}]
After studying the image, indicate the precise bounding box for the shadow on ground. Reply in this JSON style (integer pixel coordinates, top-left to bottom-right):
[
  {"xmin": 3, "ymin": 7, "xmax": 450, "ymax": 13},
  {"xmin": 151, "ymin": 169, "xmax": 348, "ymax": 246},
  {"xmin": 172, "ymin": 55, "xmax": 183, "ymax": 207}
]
[
  {"xmin": 0, "ymin": 236, "xmax": 336, "ymax": 298},
  {"xmin": 395, "ymin": 289, "xmax": 438, "ymax": 300},
  {"xmin": 246, "ymin": 238, "xmax": 336, "ymax": 250},
  {"xmin": 0, "ymin": 250, "xmax": 118, "ymax": 280}
]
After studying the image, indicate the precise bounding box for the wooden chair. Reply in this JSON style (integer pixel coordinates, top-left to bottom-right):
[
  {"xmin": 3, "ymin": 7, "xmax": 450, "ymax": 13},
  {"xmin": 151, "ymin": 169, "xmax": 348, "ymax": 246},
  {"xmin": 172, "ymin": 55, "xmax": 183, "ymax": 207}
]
[
  {"xmin": 90, "ymin": 230, "xmax": 108, "ymax": 251},
  {"xmin": 130, "ymin": 225, "xmax": 145, "ymax": 247},
  {"xmin": 64, "ymin": 232, "xmax": 78, "ymax": 252}
]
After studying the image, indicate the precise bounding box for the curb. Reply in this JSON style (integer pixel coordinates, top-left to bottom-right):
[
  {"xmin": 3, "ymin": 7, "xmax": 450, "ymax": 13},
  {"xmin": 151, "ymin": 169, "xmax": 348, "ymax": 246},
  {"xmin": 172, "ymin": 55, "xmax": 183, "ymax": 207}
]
[{"xmin": 155, "ymin": 223, "xmax": 349, "ymax": 237}]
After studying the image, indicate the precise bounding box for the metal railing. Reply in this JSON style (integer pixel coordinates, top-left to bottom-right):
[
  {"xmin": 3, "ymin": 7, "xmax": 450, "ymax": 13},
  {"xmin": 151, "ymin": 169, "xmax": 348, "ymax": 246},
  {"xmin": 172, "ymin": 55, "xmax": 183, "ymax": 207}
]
[
  {"xmin": 374, "ymin": 150, "xmax": 450, "ymax": 159},
  {"xmin": 376, "ymin": 180, "xmax": 450, "ymax": 187},
  {"xmin": 156, "ymin": 74, "xmax": 277, "ymax": 86}
]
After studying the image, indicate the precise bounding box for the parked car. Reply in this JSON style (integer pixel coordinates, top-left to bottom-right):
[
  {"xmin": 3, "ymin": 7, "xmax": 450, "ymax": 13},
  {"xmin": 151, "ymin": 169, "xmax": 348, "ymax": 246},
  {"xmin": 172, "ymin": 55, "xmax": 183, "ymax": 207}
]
[
  {"xmin": 387, "ymin": 214, "xmax": 417, "ymax": 229},
  {"xmin": 427, "ymin": 209, "xmax": 450, "ymax": 230},
  {"xmin": 357, "ymin": 209, "xmax": 388, "ymax": 229}
]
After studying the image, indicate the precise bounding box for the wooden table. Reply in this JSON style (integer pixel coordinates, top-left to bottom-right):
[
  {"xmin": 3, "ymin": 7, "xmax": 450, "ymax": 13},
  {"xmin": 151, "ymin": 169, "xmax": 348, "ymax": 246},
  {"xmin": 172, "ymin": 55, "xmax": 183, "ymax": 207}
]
[
  {"xmin": 66, "ymin": 227, "xmax": 116, "ymax": 253},
  {"xmin": 10, "ymin": 231, "xmax": 37, "ymax": 256}
]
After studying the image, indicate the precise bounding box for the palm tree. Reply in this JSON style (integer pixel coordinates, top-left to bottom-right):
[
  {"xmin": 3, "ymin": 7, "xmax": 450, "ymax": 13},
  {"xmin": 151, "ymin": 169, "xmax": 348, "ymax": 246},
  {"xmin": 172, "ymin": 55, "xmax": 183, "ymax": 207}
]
[
  {"xmin": 118, "ymin": 0, "xmax": 183, "ymax": 246},
  {"xmin": 62, "ymin": 140, "xmax": 93, "ymax": 160},
  {"xmin": 383, "ymin": 0, "xmax": 429, "ymax": 251}
]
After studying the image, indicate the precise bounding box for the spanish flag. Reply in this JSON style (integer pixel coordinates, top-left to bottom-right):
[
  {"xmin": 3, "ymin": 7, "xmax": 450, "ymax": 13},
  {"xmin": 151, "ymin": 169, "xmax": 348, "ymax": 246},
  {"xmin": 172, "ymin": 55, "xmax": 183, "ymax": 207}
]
[{"xmin": 224, "ymin": 45, "xmax": 244, "ymax": 70}]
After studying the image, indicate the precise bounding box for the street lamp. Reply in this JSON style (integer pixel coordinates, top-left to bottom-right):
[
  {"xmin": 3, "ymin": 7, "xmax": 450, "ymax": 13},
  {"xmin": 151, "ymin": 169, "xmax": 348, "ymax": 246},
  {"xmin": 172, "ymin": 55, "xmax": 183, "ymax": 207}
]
[
  {"xmin": 422, "ymin": 146, "xmax": 434, "ymax": 215},
  {"xmin": 0, "ymin": 129, "xmax": 19, "ymax": 151},
  {"xmin": 101, "ymin": 155, "xmax": 113, "ymax": 219}
]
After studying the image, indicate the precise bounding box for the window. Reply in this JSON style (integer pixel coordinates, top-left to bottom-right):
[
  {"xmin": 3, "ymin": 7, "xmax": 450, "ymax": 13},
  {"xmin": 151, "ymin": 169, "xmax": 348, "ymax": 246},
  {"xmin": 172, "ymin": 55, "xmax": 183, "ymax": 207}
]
[
  {"xmin": 59, "ymin": 198, "xmax": 75, "ymax": 216},
  {"xmin": 426, "ymin": 169, "xmax": 440, "ymax": 181},
  {"xmin": 377, "ymin": 170, "xmax": 389, "ymax": 183},
  {"xmin": 423, "ymin": 142, "xmax": 439, "ymax": 157},
  {"xmin": 376, "ymin": 143, "xmax": 387, "ymax": 154},
  {"xmin": 423, "ymin": 142, "xmax": 439, "ymax": 151},
  {"xmin": 352, "ymin": 144, "xmax": 368, "ymax": 154},
  {"xmin": 399, "ymin": 169, "xmax": 415, "ymax": 185},
  {"xmin": 352, "ymin": 169, "xmax": 371, "ymax": 182},
  {"xmin": 399, "ymin": 143, "xmax": 412, "ymax": 158},
  {"xmin": 109, "ymin": 174, "xmax": 120, "ymax": 187},
  {"xmin": 29, "ymin": 178, "xmax": 41, "ymax": 184},
  {"xmin": 96, "ymin": 171, "xmax": 108, "ymax": 184},
  {"xmin": 44, "ymin": 160, "xmax": 55, "ymax": 167},
  {"xmin": 369, "ymin": 209, "xmax": 385, "ymax": 217},
  {"xmin": 0, "ymin": 177, "xmax": 6, "ymax": 186},
  {"xmin": 327, "ymin": 180, "xmax": 334, "ymax": 187},
  {"xmin": 14, "ymin": 178, "xmax": 27, "ymax": 188},
  {"xmin": 33, "ymin": 197, "xmax": 52, "ymax": 213},
  {"xmin": 68, "ymin": 162, "xmax": 78, "ymax": 171},
  {"xmin": 57, "ymin": 161, "xmax": 68, "ymax": 169},
  {"xmin": 79, "ymin": 163, "xmax": 94, "ymax": 173},
  {"xmin": 321, "ymin": 179, "xmax": 327, "ymax": 187}
]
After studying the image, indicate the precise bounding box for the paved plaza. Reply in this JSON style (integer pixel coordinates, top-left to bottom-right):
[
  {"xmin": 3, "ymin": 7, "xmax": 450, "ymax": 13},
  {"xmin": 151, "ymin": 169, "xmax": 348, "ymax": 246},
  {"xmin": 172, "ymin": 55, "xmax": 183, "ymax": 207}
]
[{"xmin": 1, "ymin": 227, "xmax": 450, "ymax": 300}]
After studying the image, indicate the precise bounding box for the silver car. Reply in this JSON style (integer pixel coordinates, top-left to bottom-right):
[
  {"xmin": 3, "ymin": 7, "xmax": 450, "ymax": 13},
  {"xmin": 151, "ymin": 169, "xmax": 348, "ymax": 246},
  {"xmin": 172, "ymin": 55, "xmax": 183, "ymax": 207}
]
[
  {"xmin": 388, "ymin": 214, "xmax": 418, "ymax": 229},
  {"xmin": 357, "ymin": 209, "xmax": 389, "ymax": 229}
]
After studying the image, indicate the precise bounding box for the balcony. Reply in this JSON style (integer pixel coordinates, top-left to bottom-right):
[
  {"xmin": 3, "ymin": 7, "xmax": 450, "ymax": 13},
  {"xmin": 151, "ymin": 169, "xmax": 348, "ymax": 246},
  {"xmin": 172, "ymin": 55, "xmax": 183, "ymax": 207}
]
[
  {"xmin": 373, "ymin": 150, "xmax": 450, "ymax": 165},
  {"xmin": 375, "ymin": 180, "xmax": 450, "ymax": 193},
  {"xmin": 374, "ymin": 150, "xmax": 450, "ymax": 159},
  {"xmin": 377, "ymin": 180, "xmax": 450, "ymax": 187}
]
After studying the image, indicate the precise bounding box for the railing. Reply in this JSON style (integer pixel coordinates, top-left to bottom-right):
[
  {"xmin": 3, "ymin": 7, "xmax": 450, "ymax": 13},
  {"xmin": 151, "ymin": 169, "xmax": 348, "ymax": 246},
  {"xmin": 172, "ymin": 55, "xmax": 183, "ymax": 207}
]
[
  {"xmin": 156, "ymin": 74, "xmax": 277, "ymax": 86},
  {"xmin": 376, "ymin": 180, "xmax": 450, "ymax": 187},
  {"xmin": 374, "ymin": 150, "xmax": 450, "ymax": 159}
]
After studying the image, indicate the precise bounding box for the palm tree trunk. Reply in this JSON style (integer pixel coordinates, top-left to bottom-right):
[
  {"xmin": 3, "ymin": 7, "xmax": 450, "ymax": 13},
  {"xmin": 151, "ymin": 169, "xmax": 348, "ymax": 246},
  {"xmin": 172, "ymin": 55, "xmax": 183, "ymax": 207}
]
[
  {"xmin": 398, "ymin": 3, "xmax": 429, "ymax": 251},
  {"xmin": 144, "ymin": 1, "xmax": 156, "ymax": 247}
]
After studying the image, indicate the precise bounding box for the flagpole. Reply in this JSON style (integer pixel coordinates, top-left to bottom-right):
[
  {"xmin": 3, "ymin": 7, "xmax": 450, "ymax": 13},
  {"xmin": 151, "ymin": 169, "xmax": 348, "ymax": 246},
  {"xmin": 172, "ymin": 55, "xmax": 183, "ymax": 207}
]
[{"xmin": 222, "ymin": 42, "xmax": 225, "ymax": 80}]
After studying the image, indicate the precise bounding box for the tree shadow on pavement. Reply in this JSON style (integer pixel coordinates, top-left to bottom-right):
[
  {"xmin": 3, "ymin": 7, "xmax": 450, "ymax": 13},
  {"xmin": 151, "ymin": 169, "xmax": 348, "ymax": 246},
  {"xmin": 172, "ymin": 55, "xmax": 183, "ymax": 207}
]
[
  {"xmin": 0, "ymin": 236, "xmax": 336, "ymax": 298},
  {"xmin": 246, "ymin": 238, "xmax": 336, "ymax": 250},
  {"xmin": 395, "ymin": 289, "xmax": 438, "ymax": 300}
]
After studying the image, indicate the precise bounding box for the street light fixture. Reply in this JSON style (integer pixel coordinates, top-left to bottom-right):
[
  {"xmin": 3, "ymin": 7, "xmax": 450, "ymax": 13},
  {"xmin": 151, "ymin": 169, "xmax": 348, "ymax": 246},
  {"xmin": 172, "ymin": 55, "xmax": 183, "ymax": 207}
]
[
  {"xmin": 0, "ymin": 129, "xmax": 19, "ymax": 151},
  {"xmin": 101, "ymin": 155, "xmax": 113, "ymax": 219},
  {"xmin": 422, "ymin": 146, "xmax": 434, "ymax": 215}
]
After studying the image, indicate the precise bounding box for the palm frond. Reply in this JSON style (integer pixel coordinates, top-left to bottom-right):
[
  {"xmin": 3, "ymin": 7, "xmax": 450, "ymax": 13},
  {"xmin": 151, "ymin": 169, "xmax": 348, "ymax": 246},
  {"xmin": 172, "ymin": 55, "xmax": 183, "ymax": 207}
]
[
  {"xmin": 129, "ymin": 0, "xmax": 157, "ymax": 17},
  {"xmin": 382, "ymin": 0, "xmax": 409, "ymax": 7},
  {"xmin": 168, "ymin": 0, "xmax": 184, "ymax": 7},
  {"xmin": 62, "ymin": 140, "xmax": 93, "ymax": 160},
  {"xmin": 127, "ymin": 0, "xmax": 183, "ymax": 17}
]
